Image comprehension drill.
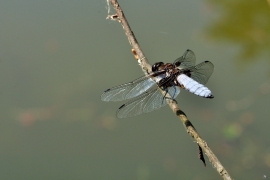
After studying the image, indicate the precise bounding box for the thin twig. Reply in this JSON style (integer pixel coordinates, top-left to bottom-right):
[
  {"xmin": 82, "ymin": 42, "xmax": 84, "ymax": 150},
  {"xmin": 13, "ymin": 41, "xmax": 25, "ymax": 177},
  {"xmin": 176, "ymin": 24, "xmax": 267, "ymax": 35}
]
[{"xmin": 107, "ymin": 0, "xmax": 233, "ymax": 179}]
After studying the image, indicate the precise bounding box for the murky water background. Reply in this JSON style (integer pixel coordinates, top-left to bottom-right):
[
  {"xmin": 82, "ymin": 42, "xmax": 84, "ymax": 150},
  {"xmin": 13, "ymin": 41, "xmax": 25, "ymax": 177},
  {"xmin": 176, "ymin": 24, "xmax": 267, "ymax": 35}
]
[{"xmin": 0, "ymin": 0, "xmax": 270, "ymax": 179}]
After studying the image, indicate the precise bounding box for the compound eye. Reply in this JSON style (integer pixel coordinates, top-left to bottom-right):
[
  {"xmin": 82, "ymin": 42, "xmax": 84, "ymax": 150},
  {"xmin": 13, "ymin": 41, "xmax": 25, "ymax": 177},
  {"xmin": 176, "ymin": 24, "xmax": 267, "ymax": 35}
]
[{"xmin": 152, "ymin": 62, "xmax": 164, "ymax": 72}]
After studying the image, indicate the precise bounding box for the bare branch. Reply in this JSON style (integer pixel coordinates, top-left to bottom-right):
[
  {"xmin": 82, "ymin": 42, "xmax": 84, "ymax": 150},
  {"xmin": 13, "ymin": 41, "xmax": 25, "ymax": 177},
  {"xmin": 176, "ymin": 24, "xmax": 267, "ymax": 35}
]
[
  {"xmin": 107, "ymin": 1, "xmax": 233, "ymax": 179},
  {"xmin": 107, "ymin": 0, "xmax": 151, "ymax": 75}
]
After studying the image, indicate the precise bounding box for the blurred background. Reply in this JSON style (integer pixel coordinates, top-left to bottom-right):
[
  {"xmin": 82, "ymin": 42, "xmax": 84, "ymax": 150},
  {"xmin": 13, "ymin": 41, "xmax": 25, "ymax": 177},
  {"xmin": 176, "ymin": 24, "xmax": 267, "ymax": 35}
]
[{"xmin": 0, "ymin": 0, "xmax": 270, "ymax": 179}]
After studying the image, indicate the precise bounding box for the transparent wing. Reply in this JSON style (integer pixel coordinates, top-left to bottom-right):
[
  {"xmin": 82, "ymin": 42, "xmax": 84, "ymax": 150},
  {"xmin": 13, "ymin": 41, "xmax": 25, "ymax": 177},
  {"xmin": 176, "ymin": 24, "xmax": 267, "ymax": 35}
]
[
  {"xmin": 116, "ymin": 86, "xmax": 180, "ymax": 118},
  {"xmin": 185, "ymin": 61, "xmax": 214, "ymax": 85},
  {"xmin": 173, "ymin": 49, "xmax": 196, "ymax": 69},
  {"xmin": 116, "ymin": 88, "xmax": 166, "ymax": 118},
  {"xmin": 167, "ymin": 86, "xmax": 181, "ymax": 99},
  {"xmin": 101, "ymin": 75, "xmax": 156, "ymax": 102}
]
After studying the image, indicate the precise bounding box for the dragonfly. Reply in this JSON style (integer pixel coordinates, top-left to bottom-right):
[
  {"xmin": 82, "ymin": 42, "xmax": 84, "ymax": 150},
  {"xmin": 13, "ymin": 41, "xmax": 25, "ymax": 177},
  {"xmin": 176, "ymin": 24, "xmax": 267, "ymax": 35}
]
[{"xmin": 101, "ymin": 49, "xmax": 214, "ymax": 118}]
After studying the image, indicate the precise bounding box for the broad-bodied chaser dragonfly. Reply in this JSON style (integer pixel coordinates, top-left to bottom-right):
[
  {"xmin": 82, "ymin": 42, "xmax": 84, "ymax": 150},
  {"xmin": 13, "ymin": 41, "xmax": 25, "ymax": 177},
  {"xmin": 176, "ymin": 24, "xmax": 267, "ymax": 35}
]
[{"xmin": 101, "ymin": 49, "xmax": 214, "ymax": 118}]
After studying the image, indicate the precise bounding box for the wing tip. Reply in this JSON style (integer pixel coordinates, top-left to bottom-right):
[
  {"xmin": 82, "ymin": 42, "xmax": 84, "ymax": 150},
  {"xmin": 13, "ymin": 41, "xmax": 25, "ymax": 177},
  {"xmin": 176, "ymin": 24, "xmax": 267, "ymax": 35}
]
[
  {"xmin": 101, "ymin": 89, "xmax": 111, "ymax": 101},
  {"xmin": 118, "ymin": 104, "xmax": 126, "ymax": 109},
  {"xmin": 116, "ymin": 104, "xmax": 127, "ymax": 119},
  {"xmin": 104, "ymin": 88, "xmax": 111, "ymax": 92}
]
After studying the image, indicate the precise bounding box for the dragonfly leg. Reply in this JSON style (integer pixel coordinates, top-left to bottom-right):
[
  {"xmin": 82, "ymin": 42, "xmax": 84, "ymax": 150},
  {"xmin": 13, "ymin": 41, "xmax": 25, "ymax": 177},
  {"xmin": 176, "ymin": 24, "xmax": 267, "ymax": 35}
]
[
  {"xmin": 162, "ymin": 89, "xmax": 167, "ymax": 104},
  {"xmin": 161, "ymin": 87, "xmax": 174, "ymax": 104}
]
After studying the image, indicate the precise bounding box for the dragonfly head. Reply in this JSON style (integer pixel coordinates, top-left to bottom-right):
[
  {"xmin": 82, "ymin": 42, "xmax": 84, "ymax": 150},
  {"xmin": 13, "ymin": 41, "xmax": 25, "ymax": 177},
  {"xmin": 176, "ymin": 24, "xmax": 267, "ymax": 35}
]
[{"xmin": 152, "ymin": 62, "xmax": 164, "ymax": 72}]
